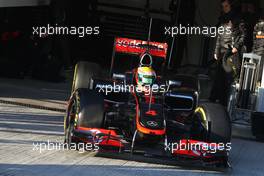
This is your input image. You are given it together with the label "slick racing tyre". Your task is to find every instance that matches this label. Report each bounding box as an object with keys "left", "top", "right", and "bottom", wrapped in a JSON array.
[
  {"left": 192, "top": 103, "right": 231, "bottom": 143},
  {"left": 64, "top": 88, "right": 104, "bottom": 145},
  {"left": 65, "top": 117, "right": 75, "bottom": 146},
  {"left": 72, "top": 61, "right": 102, "bottom": 93},
  {"left": 75, "top": 88, "right": 104, "bottom": 128},
  {"left": 251, "top": 112, "right": 264, "bottom": 142},
  {"left": 64, "top": 95, "right": 78, "bottom": 146}
]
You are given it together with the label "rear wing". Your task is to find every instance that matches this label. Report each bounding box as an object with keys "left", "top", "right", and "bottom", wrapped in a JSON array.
[
  {"left": 110, "top": 37, "right": 168, "bottom": 76},
  {"left": 114, "top": 37, "right": 168, "bottom": 59}
]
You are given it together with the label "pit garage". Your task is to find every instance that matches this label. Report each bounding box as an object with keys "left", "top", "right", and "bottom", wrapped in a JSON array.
[{"left": 0, "top": 0, "right": 264, "bottom": 176}]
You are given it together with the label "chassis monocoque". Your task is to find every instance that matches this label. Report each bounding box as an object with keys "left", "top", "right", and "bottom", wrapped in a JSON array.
[{"left": 64, "top": 37, "right": 231, "bottom": 168}]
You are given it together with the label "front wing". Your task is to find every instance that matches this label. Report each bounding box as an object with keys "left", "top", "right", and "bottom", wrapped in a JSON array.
[{"left": 70, "top": 127, "right": 229, "bottom": 168}]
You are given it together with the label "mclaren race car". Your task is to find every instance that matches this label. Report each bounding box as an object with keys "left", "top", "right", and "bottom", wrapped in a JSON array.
[{"left": 64, "top": 37, "right": 231, "bottom": 167}]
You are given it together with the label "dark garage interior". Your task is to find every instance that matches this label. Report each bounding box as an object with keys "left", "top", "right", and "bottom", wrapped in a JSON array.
[
  {"left": 1, "top": 0, "right": 212, "bottom": 81},
  {"left": 0, "top": 0, "right": 262, "bottom": 80}
]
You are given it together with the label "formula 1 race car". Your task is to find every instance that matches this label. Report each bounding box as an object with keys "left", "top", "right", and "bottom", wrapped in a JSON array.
[{"left": 64, "top": 37, "right": 231, "bottom": 168}]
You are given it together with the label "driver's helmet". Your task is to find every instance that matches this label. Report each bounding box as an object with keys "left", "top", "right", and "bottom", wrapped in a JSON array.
[{"left": 136, "top": 66, "right": 156, "bottom": 85}]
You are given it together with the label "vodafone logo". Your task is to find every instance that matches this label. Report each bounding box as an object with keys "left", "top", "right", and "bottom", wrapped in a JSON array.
[
  {"left": 115, "top": 37, "right": 168, "bottom": 58},
  {"left": 116, "top": 38, "right": 165, "bottom": 51}
]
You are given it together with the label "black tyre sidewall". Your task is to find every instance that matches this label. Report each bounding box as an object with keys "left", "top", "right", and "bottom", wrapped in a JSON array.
[
  {"left": 75, "top": 88, "right": 104, "bottom": 128},
  {"left": 72, "top": 61, "right": 102, "bottom": 92},
  {"left": 195, "top": 103, "right": 232, "bottom": 144}
]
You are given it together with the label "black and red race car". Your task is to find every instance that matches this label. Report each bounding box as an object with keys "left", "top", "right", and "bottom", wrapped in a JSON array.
[{"left": 64, "top": 37, "right": 231, "bottom": 167}]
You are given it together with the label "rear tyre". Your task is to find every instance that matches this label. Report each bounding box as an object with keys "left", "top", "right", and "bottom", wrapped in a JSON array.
[
  {"left": 251, "top": 112, "right": 264, "bottom": 142},
  {"left": 192, "top": 103, "right": 231, "bottom": 143},
  {"left": 72, "top": 61, "right": 102, "bottom": 92}
]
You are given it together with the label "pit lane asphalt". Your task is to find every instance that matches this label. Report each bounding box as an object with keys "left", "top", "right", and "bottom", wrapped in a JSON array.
[{"left": 0, "top": 103, "right": 264, "bottom": 176}]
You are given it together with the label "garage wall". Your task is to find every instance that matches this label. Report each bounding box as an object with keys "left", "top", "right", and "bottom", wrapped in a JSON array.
[
  {"left": 3, "top": 0, "right": 263, "bottom": 68},
  {"left": 261, "top": 1, "right": 264, "bottom": 8},
  {"left": 182, "top": 0, "right": 220, "bottom": 66},
  {"left": 0, "top": 0, "right": 50, "bottom": 7},
  {"left": 97, "top": 0, "right": 171, "bottom": 21}
]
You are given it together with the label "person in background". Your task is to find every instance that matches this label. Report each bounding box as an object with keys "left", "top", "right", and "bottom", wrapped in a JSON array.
[
  {"left": 210, "top": 0, "right": 246, "bottom": 106},
  {"left": 241, "top": 0, "right": 258, "bottom": 52},
  {"left": 252, "top": 10, "right": 264, "bottom": 82}
]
